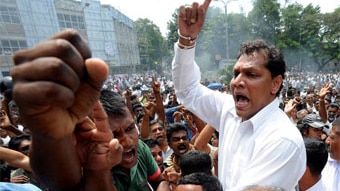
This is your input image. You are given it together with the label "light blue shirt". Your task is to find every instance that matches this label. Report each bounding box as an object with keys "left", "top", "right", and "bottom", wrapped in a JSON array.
[{"left": 0, "top": 183, "right": 41, "bottom": 191}]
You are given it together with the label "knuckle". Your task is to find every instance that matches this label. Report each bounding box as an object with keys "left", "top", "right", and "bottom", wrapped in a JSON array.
[{"left": 54, "top": 39, "right": 72, "bottom": 51}]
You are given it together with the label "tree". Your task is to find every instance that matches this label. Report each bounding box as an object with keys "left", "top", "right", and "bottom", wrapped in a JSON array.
[
  {"left": 306, "top": 7, "right": 340, "bottom": 71},
  {"left": 279, "top": 3, "right": 304, "bottom": 70},
  {"left": 166, "top": 11, "right": 179, "bottom": 50},
  {"left": 135, "top": 18, "right": 169, "bottom": 73},
  {"left": 298, "top": 4, "right": 339, "bottom": 71},
  {"left": 248, "top": 0, "right": 281, "bottom": 44}
]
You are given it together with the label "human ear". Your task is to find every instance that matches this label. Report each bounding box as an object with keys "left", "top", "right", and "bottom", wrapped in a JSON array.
[{"left": 271, "top": 75, "right": 282, "bottom": 95}]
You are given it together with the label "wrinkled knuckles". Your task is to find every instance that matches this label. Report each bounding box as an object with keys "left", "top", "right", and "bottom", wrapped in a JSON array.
[{"left": 54, "top": 39, "right": 74, "bottom": 53}]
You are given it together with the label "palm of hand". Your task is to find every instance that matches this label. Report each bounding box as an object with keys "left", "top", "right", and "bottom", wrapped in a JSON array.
[{"left": 75, "top": 102, "right": 122, "bottom": 171}]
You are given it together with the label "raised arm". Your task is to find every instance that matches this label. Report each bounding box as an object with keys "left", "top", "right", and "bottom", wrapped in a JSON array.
[
  {"left": 0, "top": 146, "right": 31, "bottom": 172},
  {"left": 124, "top": 87, "right": 133, "bottom": 116},
  {"left": 152, "top": 75, "right": 165, "bottom": 122},
  {"left": 318, "top": 83, "right": 331, "bottom": 123},
  {"left": 140, "top": 101, "right": 157, "bottom": 139},
  {"left": 177, "top": 0, "right": 211, "bottom": 48},
  {"left": 12, "top": 29, "right": 109, "bottom": 190},
  {"left": 194, "top": 124, "right": 215, "bottom": 154}
]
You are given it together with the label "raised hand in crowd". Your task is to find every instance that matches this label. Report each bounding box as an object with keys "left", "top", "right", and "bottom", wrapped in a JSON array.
[
  {"left": 124, "top": 87, "right": 133, "bottom": 115},
  {"left": 284, "top": 98, "right": 299, "bottom": 119},
  {"left": 140, "top": 101, "right": 157, "bottom": 139},
  {"left": 318, "top": 83, "right": 332, "bottom": 123},
  {"left": 11, "top": 29, "right": 121, "bottom": 191},
  {"left": 151, "top": 75, "right": 166, "bottom": 122}
]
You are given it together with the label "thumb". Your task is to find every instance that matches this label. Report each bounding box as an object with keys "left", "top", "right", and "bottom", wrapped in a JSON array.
[
  {"left": 69, "top": 58, "right": 109, "bottom": 121},
  {"left": 108, "top": 138, "right": 123, "bottom": 166},
  {"left": 86, "top": 58, "right": 109, "bottom": 89}
]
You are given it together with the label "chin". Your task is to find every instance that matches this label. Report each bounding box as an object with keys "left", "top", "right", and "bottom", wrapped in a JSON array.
[{"left": 121, "top": 158, "right": 138, "bottom": 169}]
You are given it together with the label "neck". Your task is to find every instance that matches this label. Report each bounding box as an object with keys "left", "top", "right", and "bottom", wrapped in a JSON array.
[
  {"left": 161, "top": 142, "right": 168, "bottom": 152},
  {"left": 117, "top": 166, "right": 130, "bottom": 176},
  {"left": 299, "top": 173, "right": 321, "bottom": 191}
]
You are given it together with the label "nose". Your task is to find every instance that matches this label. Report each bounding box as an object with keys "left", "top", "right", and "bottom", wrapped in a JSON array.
[
  {"left": 156, "top": 155, "right": 163, "bottom": 163},
  {"left": 116, "top": 131, "right": 133, "bottom": 149},
  {"left": 232, "top": 74, "right": 245, "bottom": 88}
]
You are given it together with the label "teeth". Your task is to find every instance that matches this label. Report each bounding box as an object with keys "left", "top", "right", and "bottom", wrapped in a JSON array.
[{"left": 125, "top": 148, "right": 132, "bottom": 153}]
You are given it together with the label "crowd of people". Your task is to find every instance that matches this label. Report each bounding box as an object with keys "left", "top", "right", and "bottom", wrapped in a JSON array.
[{"left": 0, "top": 0, "right": 339, "bottom": 191}]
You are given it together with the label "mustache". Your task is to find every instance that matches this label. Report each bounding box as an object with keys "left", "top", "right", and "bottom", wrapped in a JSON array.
[{"left": 177, "top": 144, "right": 187, "bottom": 150}]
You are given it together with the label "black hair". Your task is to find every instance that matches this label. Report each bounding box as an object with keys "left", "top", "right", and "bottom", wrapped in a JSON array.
[
  {"left": 0, "top": 76, "right": 13, "bottom": 97},
  {"left": 149, "top": 119, "right": 164, "bottom": 128},
  {"left": 178, "top": 150, "right": 212, "bottom": 176},
  {"left": 100, "top": 89, "right": 126, "bottom": 116},
  {"left": 8, "top": 134, "right": 31, "bottom": 152},
  {"left": 327, "top": 102, "right": 339, "bottom": 110},
  {"left": 166, "top": 122, "right": 188, "bottom": 143},
  {"left": 237, "top": 39, "right": 285, "bottom": 97},
  {"left": 303, "top": 137, "right": 328, "bottom": 176},
  {"left": 131, "top": 101, "right": 143, "bottom": 110},
  {"left": 214, "top": 130, "right": 219, "bottom": 139},
  {"left": 0, "top": 162, "right": 11, "bottom": 182},
  {"left": 130, "top": 94, "right": 137, "bottom": 101},
  {"left": 177, "top": 172, "right": 223, "bottom": 191},
  {"left": 143, "top": 138, "right": 161, "bottom": 149}
]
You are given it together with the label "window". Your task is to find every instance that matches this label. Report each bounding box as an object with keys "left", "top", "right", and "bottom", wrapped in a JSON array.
[
  {"left": 0, "top": 5, "right": 20, "bottom": 24},
  {"left": 0, "top": 40, "right": 27, "bottom": 55},
  {"left": 57, "top": 13, "right": 85, "bottom": 30}
]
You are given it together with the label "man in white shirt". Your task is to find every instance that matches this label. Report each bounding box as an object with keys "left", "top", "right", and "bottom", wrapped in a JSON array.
[
  {"left": 322, "top": 118, "right": 340, "bottom": 190},
  {"left": 172, "top": 0, "right": 306, "bottom": 190}
]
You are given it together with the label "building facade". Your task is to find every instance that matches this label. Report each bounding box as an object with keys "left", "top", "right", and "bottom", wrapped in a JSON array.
[{"left": 0, "top": 0, "right": 140, "bottom": 76}]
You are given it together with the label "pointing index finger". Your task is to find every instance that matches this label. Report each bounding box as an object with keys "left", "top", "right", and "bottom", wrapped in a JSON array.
[{"left": 202, "top": 0, "right": 212, "bottom": 11}]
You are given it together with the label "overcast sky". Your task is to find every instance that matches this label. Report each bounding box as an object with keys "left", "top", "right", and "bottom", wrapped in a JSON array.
[{"left": 100, "top": 0, "right": 339, "bottom": 36}]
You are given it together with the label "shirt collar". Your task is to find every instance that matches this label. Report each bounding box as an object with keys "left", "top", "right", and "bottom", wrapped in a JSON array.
[
  {"left": 328, "top": 155, "right": 340, "bottom": 165},
  {"left": 249, "top": 98, "right": 280, "bottom": 132}
]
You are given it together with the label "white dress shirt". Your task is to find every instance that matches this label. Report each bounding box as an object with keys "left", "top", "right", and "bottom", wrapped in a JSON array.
[
  {"left": 172, "top": 44, "right": 306, "bottom": 191},
  {"left": 322, "top": 156, "right": 340, "bottom": 191}
]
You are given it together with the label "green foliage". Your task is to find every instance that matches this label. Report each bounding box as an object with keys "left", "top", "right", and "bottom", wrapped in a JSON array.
[
  {"left": 248, "top": 0, "right": 281, "bottom": 43},
  {"left": 135, "top": 18, "right": 170, "bottom": 73},
  {"left": 155, "top": 1, "right": 339, "bottom": 75},
  {"left": 279, "top": 4, "right": 339, "bottom": 71}
]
